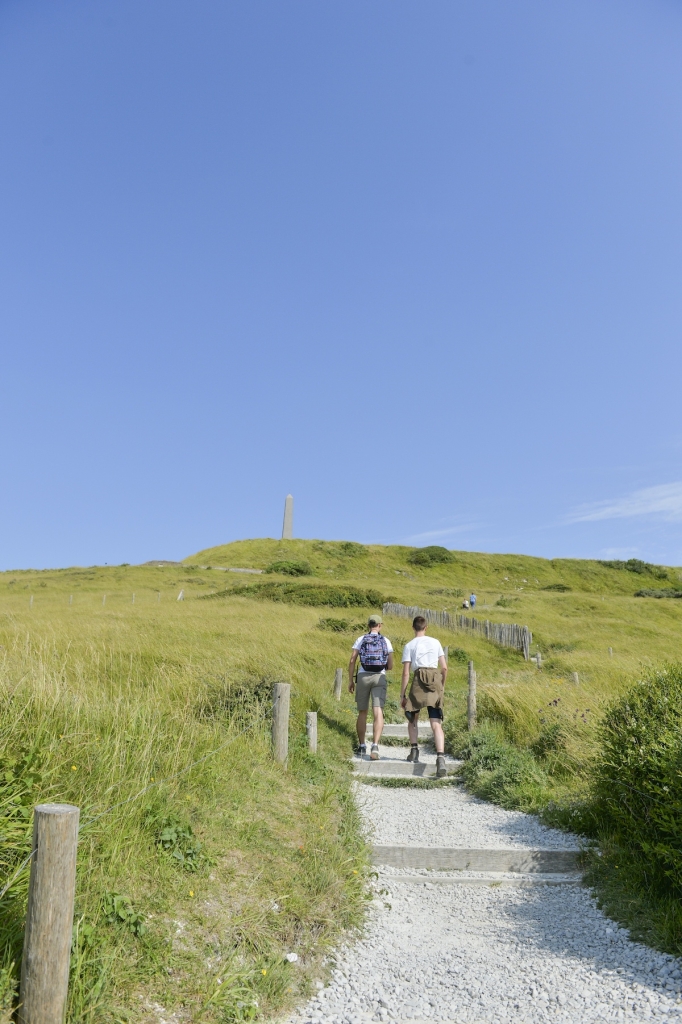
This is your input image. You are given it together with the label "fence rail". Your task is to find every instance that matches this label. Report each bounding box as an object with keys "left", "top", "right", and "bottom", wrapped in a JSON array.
[{"left": 382, "top": 602, "right": 532, "bottom": 660}]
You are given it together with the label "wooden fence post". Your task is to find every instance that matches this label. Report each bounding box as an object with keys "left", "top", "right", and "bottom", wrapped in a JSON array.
[
  {"left": 467, "top": 661, "right": 477, "bottom": 731},
  {"left": 572, "top": 672, "right": 580, "bottom": 686},
  {"left": 19, "top": 803, "right": 80, "bottom": 1024},
  {"left": 536, "top": 652, "right": 542, "bottom": 669},
  {"left": 306, "top": 712, "right": 318, "bottom": 754},
  {"left": 334, "top": 668, "right": 343, "bottom": 700},
  {"left": 443, "top": 646, "right": 449, "bottom": 664},
  {"left": 608, "top": 647, "right": 613, "bottom": 658},
  {"left": 271, "top": 683, "right": 290, "bottom": 764}
]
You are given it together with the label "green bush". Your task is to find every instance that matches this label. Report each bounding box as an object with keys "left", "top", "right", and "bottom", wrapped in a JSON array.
[
  {"left": 220, "top": 581, "right": 389, "bottom": 609},
  {"left": 598, "top": 558, "right": 668, "bottom": 579},
  {"left": 448, "top": 647, "right": 469, "bottom": 663},
  {"left": 265, "top": 560, "right": 313, "bottom": 577},
  {"left": 316, "top": 618, "right": 366, "bottom": 634},
  {"left": 595, "top": 664, "right": 682, "bottom": 893},
  {"left": 448, "top": 723, "right": 547, "bottom": 809},
  {"left": 407, "top": 546, "right": 454, "bottom": 568},
  {"left": 542, "top": 583, "right": 571, "bottom": 592},
  {"left": 634, "top": 589, "right": 682, "bottom": 599}
]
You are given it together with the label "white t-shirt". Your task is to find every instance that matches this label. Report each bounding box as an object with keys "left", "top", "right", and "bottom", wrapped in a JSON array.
[
  {"left": 401, "top": 636, "right": 444, "bottom": 671},
  {"left": 352, "top": 630, "right": 391, "bottom": 671}
]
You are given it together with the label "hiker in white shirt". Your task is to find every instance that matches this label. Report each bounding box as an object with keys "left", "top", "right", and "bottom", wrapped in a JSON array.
[{"left": 400, "top": 614, "right": 448, "bottom": 778}]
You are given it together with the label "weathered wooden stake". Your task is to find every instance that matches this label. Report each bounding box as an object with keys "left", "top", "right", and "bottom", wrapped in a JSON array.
[
  {"left": 306, "top": 711, "right": 318, "bottom": 754},
  {"left": 271, "top": 683, "right": 290, "bottom": 764},
  {"left": 608, "top": 647, "right": 613, "bottom": 658},
  {"left": 572, "top": 672, "right": 580, "bottom": 685},
  {"left": 536, "top": 652, "right": 542, "bottom": 669},
  {"left": 334, "top": 668, "right": 343, "bottom": 700},
  {"left": 177, "top": 590, "right": 184, "bottom": 601},
  {"left": 467, "top": 661, "right": 477, "bottom": 731},
  {"left": 19, "top": 804, "right": 80, "bottom": 1024},
  {"left": 443, "top": 645, "right": 449, "bottom": 664},
  {"left": 68, "top": 595, "right": 73, "bottom": 606}
]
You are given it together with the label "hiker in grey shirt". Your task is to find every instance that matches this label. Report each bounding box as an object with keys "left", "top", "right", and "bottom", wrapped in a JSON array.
[{"left": 349, "top": 614, "right": 394, "bottom": 760}]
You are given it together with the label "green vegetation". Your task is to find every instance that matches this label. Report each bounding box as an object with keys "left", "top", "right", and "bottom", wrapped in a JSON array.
[
  {"left": 212, "top": 580, "right": 388, "bottom": 609},
  {"left": 2, "top": 536, "right": 682, "bottom": 1015},
  {"left": 265, "top": 560, "right": 313, "bottom": 577},
  {"left": 406, "top": 546, "right": 454, "bottom": 567},
  {"left": 634, "top": 588, "right": 682, "bottom": 599},
  {"left": 598, "top": 558, "right": 669, "bottom": 579}
]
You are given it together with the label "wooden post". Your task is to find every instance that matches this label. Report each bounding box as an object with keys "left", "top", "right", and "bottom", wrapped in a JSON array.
[
  {"left": 443, "top": 645, "right": 449, "bottom": 665},
  {"left": 572, "top": 672, "right": 580, "bottom": 685},
  {"left": 467, "top": 661, "right": 477, "bottom": 731},
  {"left": 19, "top": 804, "right": 80, "bottom": 1024},
  {"left": 306, "top": 711, "right": 318, "bottom": 754},
  {"left": 608, "top": 647, "right": 613, "bottom": 658},
  {"left": 536, "top": 652, "right": 542, "bottom": 669},
  {"left": 271, "top": 683, "right": 290, "bottom": 764},
  {"left": 334, "top": 668, "right": 343, "bottom": 700}
]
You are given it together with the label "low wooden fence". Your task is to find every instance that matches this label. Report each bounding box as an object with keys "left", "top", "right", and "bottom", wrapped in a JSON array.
[{"left": 382, "top": 602, "right": 532, "bottom": 660}]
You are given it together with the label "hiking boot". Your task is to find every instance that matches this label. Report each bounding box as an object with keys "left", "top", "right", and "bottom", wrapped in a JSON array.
[
  {"left": 354, "top": 743, "right": 367, "bottom": 758},
  {"left": 436, "top": 754, "right": 447, "bottom": 778},
  {"left": 406, "top": 745, "right": 419, "bottom": 763},
  {"left": 370, "top": 744, "right": 380, "bottom": 760}
]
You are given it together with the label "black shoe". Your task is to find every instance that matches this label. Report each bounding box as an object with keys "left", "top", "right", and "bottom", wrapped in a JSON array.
[
  {"left": 406, "top": 745, "right": 419, "bottom": 763},
  {"left": 436, "top": 754, "right": 447, "bottom": 778},
  {"left": 354, "top": 744, "right": 367, "bottom": 758}
]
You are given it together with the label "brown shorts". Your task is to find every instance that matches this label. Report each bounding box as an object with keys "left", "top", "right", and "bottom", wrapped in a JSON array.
[{"left": 405, "top": 667, "right": 444, "bottom": 714}]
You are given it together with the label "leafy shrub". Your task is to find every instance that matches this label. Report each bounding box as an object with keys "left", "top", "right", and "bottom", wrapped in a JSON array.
[
  {"left": 102, "top": 892, "right": 146, "bottom": 937},
  {"left": 495, "top": 596, "right": 515, "bottom": 608},
  {"left": 196, "top": 677, "right": 273, "bottom": 721},
  {"left": 530, "top": 723, "right": 566, "bottom": 759},
  {"left": 450, "top": 724, "right": 547, "bottom": 808},
  {"left": 595, "top": 664, "right": 682, "bottom": 893},
  {"left": 337, "top": 542, "right": 368, "bottom": 557},
  {"left": 634, "top": 589, "right": 682, "bottom": 599},
  {"left": 598, "top": 558, "right": 669, "bottom": 579},
  {"left": 153, "top": 815, "right": 209, "bottom": 872},
  {"left": 427, "top": 588, "right": 463, "bottom": 598},
  {"left": 220, "top": 581, "right": 389, "bottom": 609},
  {"left": 407, "top": 546, "right": 454, "bottom": 567},
  {"left": 542, "top": 583, "right": 571, "bottom": 592},
  {"left": 448, "top": 647, "right": 469, "bottom": 663},
  {"left": 265, "top": 560, "right": 313, "bottom": 577},
  {"left": 316, "top": 618, "right": 366, "bottom": 633}
]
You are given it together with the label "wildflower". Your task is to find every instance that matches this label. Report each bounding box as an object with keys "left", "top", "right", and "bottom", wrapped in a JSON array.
[
  {"left": 189, "top": 890, "right": 194, "bottom": 897},
  {"left": 352, "top": 869, "right": 358, "bottom": 874},
  {"left": 262, "top": 969, "right": 267, "bottom": 975},
  {"left": 71, "top": 765, "right": 77, "bottom": 771}
]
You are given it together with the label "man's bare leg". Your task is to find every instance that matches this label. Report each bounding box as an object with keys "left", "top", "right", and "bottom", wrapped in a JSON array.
[
  {"left": 356, "top": 709, "right": 368, "bottom": 746},
  {"left": 430, "top": 718, "right": 445, "bottom": 753},
  {"left": 372, "top": 706, "right": 384, "bottom": 745},
  {"left": 407, "top": 711, "right": 420, "bottom": 745}
]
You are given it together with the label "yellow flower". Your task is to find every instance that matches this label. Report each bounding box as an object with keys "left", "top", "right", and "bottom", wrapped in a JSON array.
[
  {"left": 71, "top": 765, "right": 77, "bottom": 771},
  {"left": 189, "top": 890, "right": 194, "bottom": 897},
  {"left": 352, "top": 869, "right": 358, "bottom": 874},
  {"left": 261, "top": 969, "right": 267, "bottom": 976},
  {"left": 151, "top": 777, "right": 155, "bottom": 782}
]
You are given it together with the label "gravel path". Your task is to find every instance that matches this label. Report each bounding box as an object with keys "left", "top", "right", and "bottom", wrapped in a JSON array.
[
  {"left": 357, "top": 781, "right": 577, "bottom": 850},
  {"left": 287, "top": 764, "right": 682, "bottom": 1024}
]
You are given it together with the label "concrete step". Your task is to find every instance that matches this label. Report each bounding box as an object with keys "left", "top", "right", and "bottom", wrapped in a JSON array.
[
  {"left": 377, "top": 871, "right": 582, "bottom": 887},
  {"left": 379, "top": 722, "right": 431, "bottom": 738},
  {"left": 372, "top": 845, "right": 580, "bottom": 872},
  {"left": 354, "top": 760, "right": 455, "bottom": 778}
]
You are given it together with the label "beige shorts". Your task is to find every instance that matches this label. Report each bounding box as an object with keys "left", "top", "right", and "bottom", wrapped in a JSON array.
[{"left": 354, "top": 671, "right": 387, "bottom": 711}]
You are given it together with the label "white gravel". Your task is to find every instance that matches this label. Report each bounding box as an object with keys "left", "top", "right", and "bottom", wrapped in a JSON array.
[
  {"left": 356, "top": 778, "right": 578, "bottom": 850},
  {"left": 286, "top": 763, "right": 682, "bottom": 1024}
]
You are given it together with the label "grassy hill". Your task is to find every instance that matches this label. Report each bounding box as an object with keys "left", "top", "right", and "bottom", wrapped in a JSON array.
[{"left": 1, "top": 539, "right": 681, "bottom": 1018}]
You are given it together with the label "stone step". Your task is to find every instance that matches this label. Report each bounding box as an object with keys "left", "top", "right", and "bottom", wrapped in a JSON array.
[
  {"left": 372, "top": 845, "right": 580, "bottom": 872},
  {"left": 353, "top": 760, "right": 454, "bottom": 778},
  {"left": 379, "top": 722, "right": 431, "bottom": 738},
  {"left": 379, "top": 872, "right": 582, "bottom": 886}
]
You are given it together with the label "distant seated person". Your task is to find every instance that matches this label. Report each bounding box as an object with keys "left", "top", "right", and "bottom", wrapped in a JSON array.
[
  {"left": 470, "top": 593, "right": 477, "bottom": 608},
  {"left": 462, "top": 599, "right": 470, "bottom": 609}
]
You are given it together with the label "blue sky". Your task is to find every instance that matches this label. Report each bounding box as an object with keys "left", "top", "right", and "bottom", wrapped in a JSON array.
[{"left": 1, "top": 0, "right": 681, "bottom": 569}]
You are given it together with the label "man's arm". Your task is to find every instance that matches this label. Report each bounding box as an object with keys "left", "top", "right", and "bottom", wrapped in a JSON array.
[
  {"left": 386, "top": 652, "right": 394, "bottom": 671},
  {"left": 349, "top": 649, "right": 359, "bottom": 692},
  {"left": 438, "top": 654, "right": 448, "bottom": 687},
  {"left": 400, "top": 660, "right": 410, "bottom": 708}
]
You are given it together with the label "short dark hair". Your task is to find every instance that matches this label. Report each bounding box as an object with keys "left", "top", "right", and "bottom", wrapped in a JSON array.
[{"left": 412, "top": 615, "right": 427, "bottom": 630}]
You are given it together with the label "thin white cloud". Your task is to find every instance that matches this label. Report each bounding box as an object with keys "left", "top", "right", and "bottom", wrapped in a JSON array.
[
  {"left": 567, "top": 482, "right": 682, "bottom": 524},
  {"left": 404, "top": 523, "right": 478, "bottom": 544}
]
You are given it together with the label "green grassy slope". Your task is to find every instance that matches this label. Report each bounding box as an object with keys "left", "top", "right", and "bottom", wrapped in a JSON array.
[{"left": 2, "top": 540, "right": 682, "bottom": 1018}]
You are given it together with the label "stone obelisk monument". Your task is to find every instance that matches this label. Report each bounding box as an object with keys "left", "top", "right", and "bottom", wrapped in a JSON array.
[{"left": 282, "top": 494, "right": 294, "bottom": 540}]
